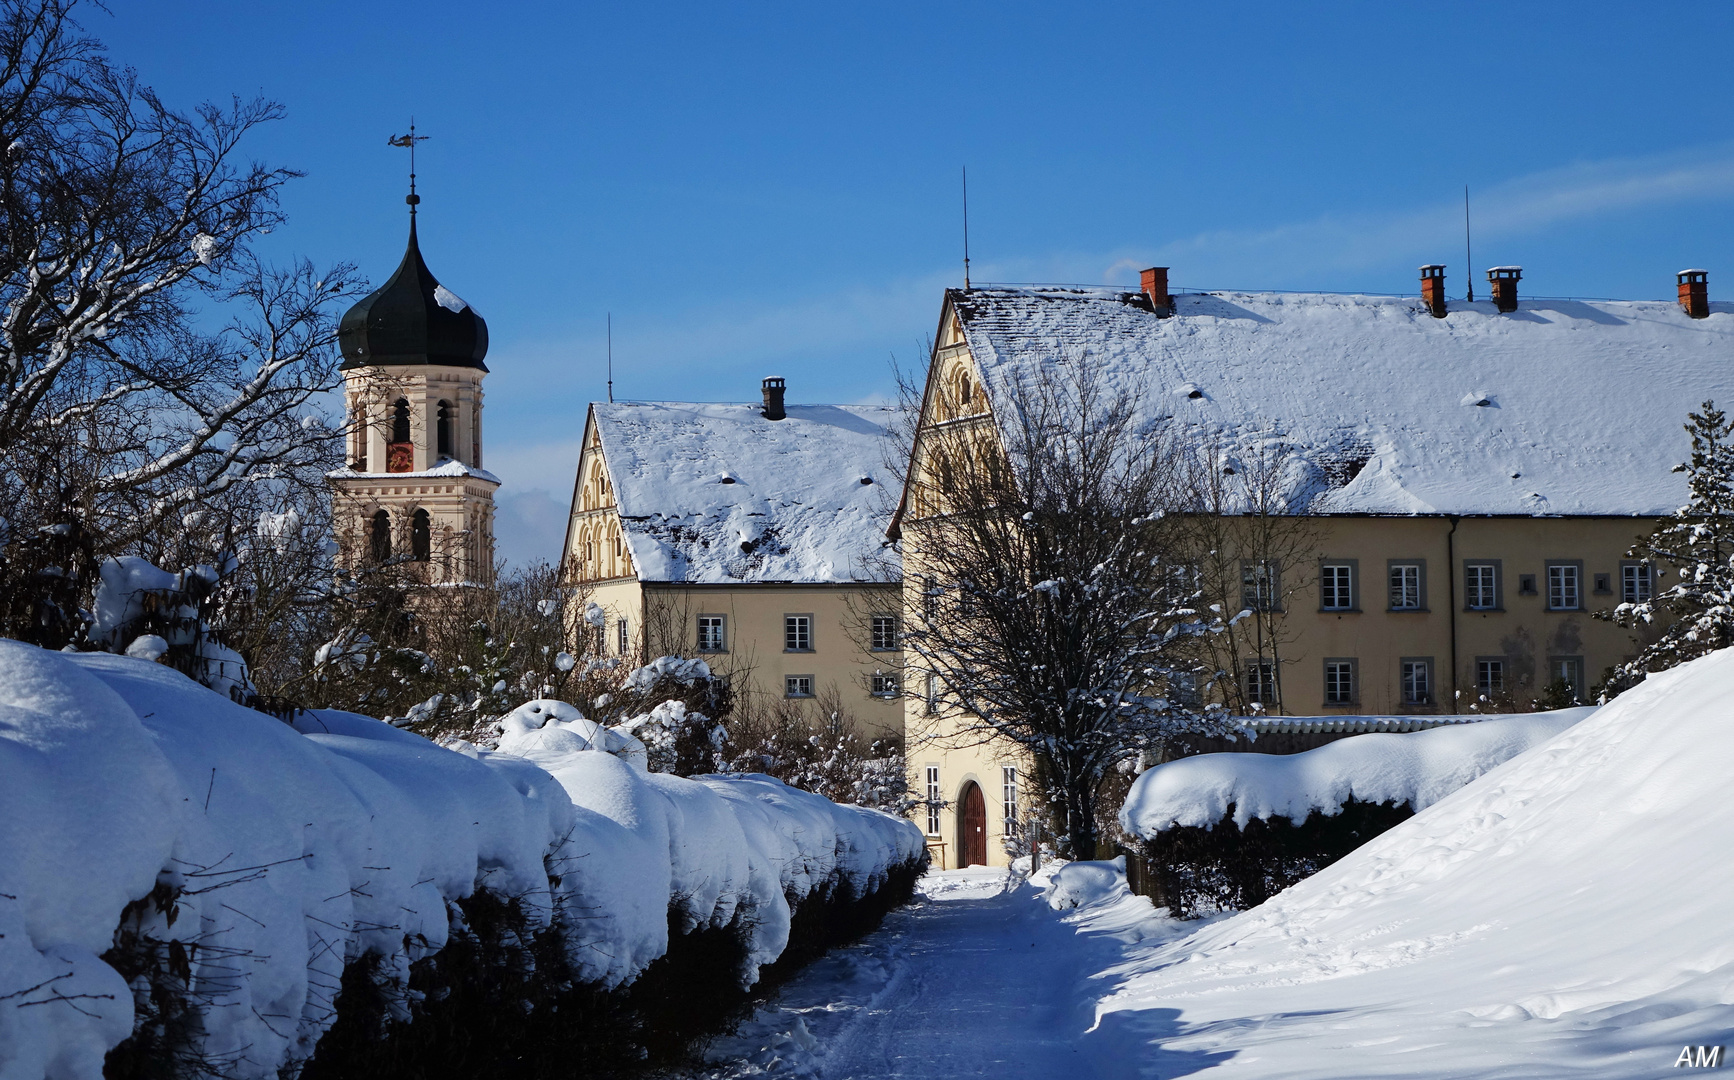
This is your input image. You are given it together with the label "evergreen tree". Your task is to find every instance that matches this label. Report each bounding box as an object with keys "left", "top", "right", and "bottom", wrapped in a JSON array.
[{"left": 1602, "top": 401, "right": 1734, "bottom": 691}]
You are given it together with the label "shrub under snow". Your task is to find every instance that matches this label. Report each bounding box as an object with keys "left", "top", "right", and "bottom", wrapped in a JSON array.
[{"left": 0, "top": 641, "right": 925, "bottom": 1079}]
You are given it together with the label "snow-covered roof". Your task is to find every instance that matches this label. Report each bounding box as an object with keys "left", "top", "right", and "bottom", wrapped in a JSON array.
[
  {"left": 592, "top": 401, "right": 901, "bottom": 584},
  {"left": 953, "top": 287, "right": 1734, "bottom": 515}
]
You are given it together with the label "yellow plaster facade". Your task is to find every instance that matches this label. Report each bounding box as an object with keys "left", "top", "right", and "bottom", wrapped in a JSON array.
[
  {"left": 899, "top": 294, "right": 1665, "bottom": 870},
  {"left": 563, "top": 410, "right": 904, "bottom": 738}
]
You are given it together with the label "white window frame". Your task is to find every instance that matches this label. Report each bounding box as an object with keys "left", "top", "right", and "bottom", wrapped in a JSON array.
[
  {"left": 1324, "top": 658, "right": 1356, "bottom": 705},
  {"left": 784, "top": 674, "right": 814, "bottom": 698},
  {"left": 616, "top": 617, "right": 629, "bottom": 656},
  {"left": 1002, "top": 766, "right": 1018, "bottom": 839},
  {"left": 924, "top": 672, "right": 939, "bottom": 715},
  {"left": 1549, "top": 656, "right": 1584, "bottom": 701},
  {"left": 1621, "top": 562, "right": 1652, "bottom": 604},
  {"left": 784, "top": 614, "right": 813, "bottom": 652},
  {"left": 925, "top": 765, "right": 942, "bottom": 835},
  {"left": 1320, "top": 562, "right": 1355, "bottom": 612},
  {"left": 1476, "top": 657, "right": 1505, "bottom": 698},
  {"left": 1400, "top": 658, "right": 1431, "bottom": 706},
  {"left": 1388, "top": 562, "right": 1423, "bottom": 611},
  {"left": 870, "top": 613, "right": 897, "bottom": 651},
  {"left": 1241, "top": 560, "right": 1280, "bottom": 612},
  {"left": 870, "top": 672, "right": 898, "bottom": 697},
  {"left": 1547, "top": 563, "right": 1581, "bottom": 611},
  {"left": 1465, "top": 562, "right": 1499, "bottom": 611},
  {"left": 696, "top": 614, "right": 726, "bottom": 652},
  {"left": 1245, "top": 660, "right": 1278, "bottom": 705}
]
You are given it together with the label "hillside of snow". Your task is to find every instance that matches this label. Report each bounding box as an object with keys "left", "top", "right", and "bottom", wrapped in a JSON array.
[
  {"left": 0, "top": 641, "right": 924, "bottom": 1080},
  {"left": 1094, "top": 649, "right": 1734, "bottom": 1078}
]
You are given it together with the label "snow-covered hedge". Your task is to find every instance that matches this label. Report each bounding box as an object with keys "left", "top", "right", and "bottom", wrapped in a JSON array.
[
  {"left": 0, "top": 641, "right": 925, "bottom": 1079},
  {"left": 1121, "top": 708, "right": 1594, "bottom": 836}
]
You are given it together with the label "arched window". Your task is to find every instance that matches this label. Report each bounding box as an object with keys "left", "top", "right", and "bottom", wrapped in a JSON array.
[
  {"left": 392, "top": 398, "right": 411, "bottom": 443},
  {"left": 411, "top": 509, "right": 431, "bottom": 561},
  {"left": 436, "top": 401, "right": 454, "bottom": 459},
  {"left": 369, "top": 509, "right": 391, "bottom": 563}
]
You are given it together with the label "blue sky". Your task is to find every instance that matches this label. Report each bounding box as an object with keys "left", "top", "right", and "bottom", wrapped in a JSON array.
[{"left": 104, "top": 2, "right": 1734, "bottom": 565}]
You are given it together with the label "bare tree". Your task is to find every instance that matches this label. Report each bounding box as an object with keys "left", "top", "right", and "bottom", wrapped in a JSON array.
[
  {"left": 0, "top": 0, "right": 358, "bottom": 643},
  {"left": 895, "top": 358, "right": 1236, "bottom": 859},
  {"left": 1183, "top": 433, "right": 1322, "bottom": 715}
]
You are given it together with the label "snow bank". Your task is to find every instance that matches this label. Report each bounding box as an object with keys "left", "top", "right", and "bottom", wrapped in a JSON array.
[
  {"left": 1096, "top": 650, "right": 1734, "bottom": 1076},
  {"left": 0, "top": 641, "right": 925, "bottom": 1079},
  {"left": 1121, "top": 708, "right": 1592, "bottom": 834},
  {"left": 1043, "top": 858, "right": 1131, "bottom": 911}
]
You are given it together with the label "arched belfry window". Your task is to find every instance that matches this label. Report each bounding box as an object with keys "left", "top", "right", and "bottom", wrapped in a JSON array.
[
  {"left": 411, "top": 508, "right": 431, "bottom": 561},
  {"left": 436, "top": 401, "right": 454, "bottom": 459},
  {"left": 369, "top": 509, "right": 391, "bottom": 563},
  {"left": 388, "top": 399, "right": 413, "bottom": 473}
]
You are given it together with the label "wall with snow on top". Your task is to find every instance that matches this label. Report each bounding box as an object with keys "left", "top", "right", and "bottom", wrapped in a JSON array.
[
  {"left": 1122, "top": 708, "right": 1591, "bottom": 836},
  {"left": 0, "top": 642, "right": 925, "bottom": 1079}
]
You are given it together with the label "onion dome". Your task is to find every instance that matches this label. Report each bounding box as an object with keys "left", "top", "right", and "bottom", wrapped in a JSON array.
[{"left": 339, "top": 220, "right": 489, "bottom": 371}]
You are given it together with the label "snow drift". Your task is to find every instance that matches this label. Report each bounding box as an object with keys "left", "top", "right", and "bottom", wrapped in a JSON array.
[
  {"left": 1097, "top": 650, "right": 1734, "bottom": 1077},
  {"left": 1121, "top": 708, "right": 1593, "bottom": 834},
  {"left": 0, "top": 641, "right": 924, "bottom": 1080}
]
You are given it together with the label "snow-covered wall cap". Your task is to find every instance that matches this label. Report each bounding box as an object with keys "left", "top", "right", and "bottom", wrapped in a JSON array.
[
  {"left": 594, "top": 401, "right": 902, "bottom": 584},
  {"left": 327, "top": 459, "right": 501, "bottom": 485},
  {"left": 952, "top": 286, "right": 1734, "bottom": 516}
]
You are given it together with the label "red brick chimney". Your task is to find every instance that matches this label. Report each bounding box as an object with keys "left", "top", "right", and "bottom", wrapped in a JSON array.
[
  {"left": 1420, "top": 265, "right": 1448, "bottom": 318},
  {"left": 1678, "top": 270, "right": 1709, "bottom": 319},
  {"left": 1141, "top": 267, "right": 1174, "bottom": 318},
  {"left": 1486, "top": 266, "right": 1522, "bottom": 313}
]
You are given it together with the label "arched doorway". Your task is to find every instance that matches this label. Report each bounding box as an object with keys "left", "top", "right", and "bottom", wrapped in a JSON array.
[{"left": 959, "top": 782, "right": 987, "bottom": 867}]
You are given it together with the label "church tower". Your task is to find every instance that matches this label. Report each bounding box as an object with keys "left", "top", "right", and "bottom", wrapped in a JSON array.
[{"left": 330, "top": 189, "right": 498, "bottom": 584}]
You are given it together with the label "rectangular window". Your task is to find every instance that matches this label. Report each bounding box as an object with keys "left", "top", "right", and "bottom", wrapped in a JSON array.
[
  {"left": 1002, "top": 766, "right": 1018, "bottom": 839},
  {"left": 1320, "top": 563, "right": 1355, "bottom": 611},
  {"left": 870, "top": 673, "right": 898, "bottom": 697},
  {"left": 1547, "top": 563, "right": 1581, "bottom": 611},
  {"left": 784, "top": 614, "right": 812, "bottom": 651},
  {"left": 1401, "top": 658, "right": 1432, "bottom": 706},
  {"left": 785, "top": 675, "right": 814, "bottom": 698},
  {"left": 616, "top": 618, "right": 629, "bottom": 656},
  {"left": 591, "top": 625, "right": 606, "bottom": 655},
  {"left": 1476, "top": 657, "right": 1505, "bottom": 698},
  {"left": 1245, "top": 661, "right": 1277, "bottom": 705},
  {"left": 1388, "top": 562, "right": 1423, "bottom": 610},
  {"left": 925, "top": 672, "right": 939, "bottom": 715},
  {"left": 1549, "top": 656, "right": 1584, "bottom": 702},
  {"left": 696, "top": 615, "right": 726, "bottom": 652},
  {"left": 925, "top": 766, "right": 942, "bottom": 835},
  {"left": 1324, "top": 659, "right": 1356, "bottom": 705},
  {"left": 1465, "top": 563, "right": 1499, "bottom": 610},
  {"left": 1241, "top": 560, "right": 1280, "bottom": 612},
  {"left": 921, "top": 577, "right": 938, "bottom": 623},
  {"left": 871, "top": 614, "right": 897, "bottom": 650},
  {"left": 1622, "top": 562, "right": 1653, "bottom": 604}
]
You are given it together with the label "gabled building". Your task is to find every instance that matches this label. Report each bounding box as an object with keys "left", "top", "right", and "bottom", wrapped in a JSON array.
[
  {"left": 897, "top": 266, "right": 1734, "bottom": 867},
  {"left": 329, "top": 209, "right": 499, "bottom": 584},
  {"left": 563, "top": 378, "right": 904, "bottom": 736}
]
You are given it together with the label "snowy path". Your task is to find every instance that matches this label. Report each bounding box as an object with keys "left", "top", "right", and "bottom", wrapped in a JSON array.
[{"left": 689, "top": 866, "right": 1200, "bottom": 1079}]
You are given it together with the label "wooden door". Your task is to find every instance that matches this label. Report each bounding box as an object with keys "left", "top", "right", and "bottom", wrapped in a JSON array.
[{"left": 960, "top": 783, "right": 987, "bottom": 867}]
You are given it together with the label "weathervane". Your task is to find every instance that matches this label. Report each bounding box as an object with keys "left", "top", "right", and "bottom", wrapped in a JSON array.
[{"left": 388, "top": 121, "right": 430, "bottom": 217}]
